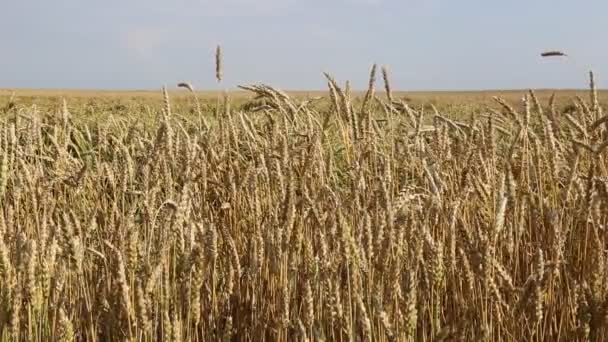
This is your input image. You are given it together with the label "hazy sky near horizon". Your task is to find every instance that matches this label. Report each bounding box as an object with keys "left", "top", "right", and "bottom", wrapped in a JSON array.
[{"left": 1, "top": 0, "right": 607, "bottom": 91}]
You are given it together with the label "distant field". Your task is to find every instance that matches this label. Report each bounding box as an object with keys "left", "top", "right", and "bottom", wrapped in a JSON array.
[
  {"left": 2, "top": 88, "right": 606, "bottom": 109},
  {"left": 3, "top": 88, "right": 606, "bottom": 131}
]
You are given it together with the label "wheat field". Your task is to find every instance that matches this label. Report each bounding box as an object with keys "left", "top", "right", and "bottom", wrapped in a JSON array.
[{"left": 0, "top": 65, "right": 607, "bottom": 341}]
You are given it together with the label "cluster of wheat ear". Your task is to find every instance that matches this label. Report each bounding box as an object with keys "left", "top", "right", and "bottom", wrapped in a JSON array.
[{"left": 0, "top": 66, "right": 607, "bottom": 341}]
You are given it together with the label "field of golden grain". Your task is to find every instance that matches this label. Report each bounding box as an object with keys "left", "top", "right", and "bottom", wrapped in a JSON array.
[{"left": 0, "top": 66, "right": 608, "bottom": 341}]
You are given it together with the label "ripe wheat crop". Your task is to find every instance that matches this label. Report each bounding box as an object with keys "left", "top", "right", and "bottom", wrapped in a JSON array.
[{"left": 0, "top": 66, "right": 607, "bottom": 341}]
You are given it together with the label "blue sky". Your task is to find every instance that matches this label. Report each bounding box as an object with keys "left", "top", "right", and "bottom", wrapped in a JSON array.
[{"left": 1, "top": 0, "right": 606, "bottom": 90}]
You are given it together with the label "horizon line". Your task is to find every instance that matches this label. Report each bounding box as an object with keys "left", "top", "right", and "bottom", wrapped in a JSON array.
[{"left": 1, "top": 87, "right": 605, "bottom": 94}]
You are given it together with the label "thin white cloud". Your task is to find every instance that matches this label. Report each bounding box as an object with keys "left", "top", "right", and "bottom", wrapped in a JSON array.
[
  {"left": 114, "top": 0, "right": 297, "bottom": 17},
  {"left": 122, "top": 27, "right": 173, "bottom": 62},
  {"left": 344, "top": 0, "right": 383, "bottom": 5}
]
